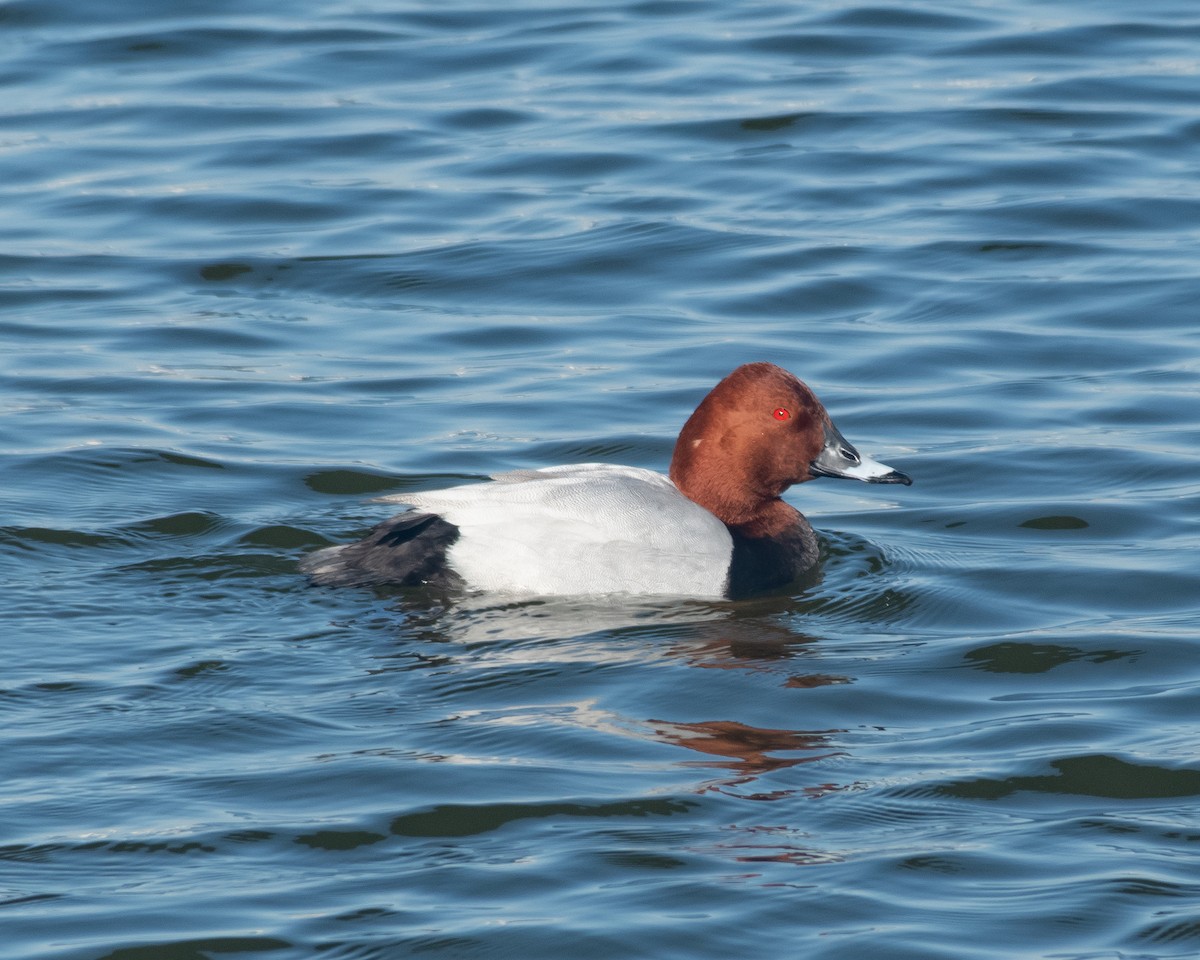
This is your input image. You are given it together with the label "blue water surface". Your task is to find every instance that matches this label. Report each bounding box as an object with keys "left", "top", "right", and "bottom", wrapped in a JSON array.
[{"left": 3, "top": 1, "right": 1200, "bottom": 958}]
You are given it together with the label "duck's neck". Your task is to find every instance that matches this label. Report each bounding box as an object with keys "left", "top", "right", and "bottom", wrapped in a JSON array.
[
  {"left": 725, "top": 497, "right": 806, "bottom": 540},
  {"left": 670, "top": 455, "right": 805, "bottom": 541}
]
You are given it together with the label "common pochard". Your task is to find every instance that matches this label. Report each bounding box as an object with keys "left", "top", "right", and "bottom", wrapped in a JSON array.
[{"left": 302, "top": 362, "right": 911, "bottom": 598}]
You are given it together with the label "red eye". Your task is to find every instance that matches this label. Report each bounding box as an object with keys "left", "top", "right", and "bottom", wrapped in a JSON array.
[{"left": 773, "top": 407, "right": 790, "bottom": 421}]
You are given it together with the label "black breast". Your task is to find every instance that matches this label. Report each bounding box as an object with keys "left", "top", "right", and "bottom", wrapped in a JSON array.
[
  {"left": 301, "top": 512, "right": 461, "bottom": 589},
  {"left": 725, "top": 522, "right": 819, "bottom": 599}
]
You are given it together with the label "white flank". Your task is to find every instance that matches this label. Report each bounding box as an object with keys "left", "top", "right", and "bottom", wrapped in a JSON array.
[{"left": 378, "top": 464, "right": 732, "bottom": 598}]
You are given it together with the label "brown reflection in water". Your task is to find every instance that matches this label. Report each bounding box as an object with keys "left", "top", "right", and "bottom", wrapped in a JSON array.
[
  {"left": 647, "top": 717, "right": 848, "bottom": 801},
  {"left": 716, "top": 824, "right": 845, "bottom": 868},
  {"left": 668, "top": 618, "right": 815, "bottom": 664},
  {"left": 652, "top": 622, "right": 859, "bottom": 806},
  {"left": 648, "top": 717, "right": 852, "bottom": 868},
  {"left": 668, "top": 625, "right": 855, "bottom": 691}
]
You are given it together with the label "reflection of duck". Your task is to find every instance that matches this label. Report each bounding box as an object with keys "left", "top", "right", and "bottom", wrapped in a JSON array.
[
  {"left": 649, "top": 715, "right": 848, "bottom": 802},
  {"left": 303, "top": 362, "right": 910, "bottom": 599}
]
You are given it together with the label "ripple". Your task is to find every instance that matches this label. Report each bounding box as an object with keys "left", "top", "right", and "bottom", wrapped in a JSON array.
[
  {"left": 939, "top": 754, "right": 1200, "bottom": 802},
  {"left": 390, "top": 797, "right": 694, "bottom": 838},
  {"left": 96, "top": 938, "right": 293, "bottom": 960}
]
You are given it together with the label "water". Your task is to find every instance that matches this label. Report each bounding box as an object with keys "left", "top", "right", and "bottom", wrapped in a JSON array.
[{"left": 3, "top": 1, "right": 1200, "bottom": 957}]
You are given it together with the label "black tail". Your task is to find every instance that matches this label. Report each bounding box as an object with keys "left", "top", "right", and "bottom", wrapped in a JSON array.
[{"left": 301, "top": 511, "right": 461, "bottom": 589}]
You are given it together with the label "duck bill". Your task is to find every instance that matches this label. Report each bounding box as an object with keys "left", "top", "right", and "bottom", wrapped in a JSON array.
[{"left": 810, "top": 421, "right": 912, "bottom": 485}]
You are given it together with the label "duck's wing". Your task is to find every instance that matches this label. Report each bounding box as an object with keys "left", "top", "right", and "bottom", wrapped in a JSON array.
[{"left": 383, "top": 464, "right": 733, "bottom": 597}]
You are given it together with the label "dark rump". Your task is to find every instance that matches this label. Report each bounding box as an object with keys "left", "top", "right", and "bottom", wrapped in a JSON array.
[{"left": 300, "top": 512, "right": 461, "bottom": 589}]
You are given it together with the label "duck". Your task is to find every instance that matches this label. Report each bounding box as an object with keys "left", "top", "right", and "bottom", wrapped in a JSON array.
[{"left": 301, "top": 362, "right": 911, "bottom": 599}]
